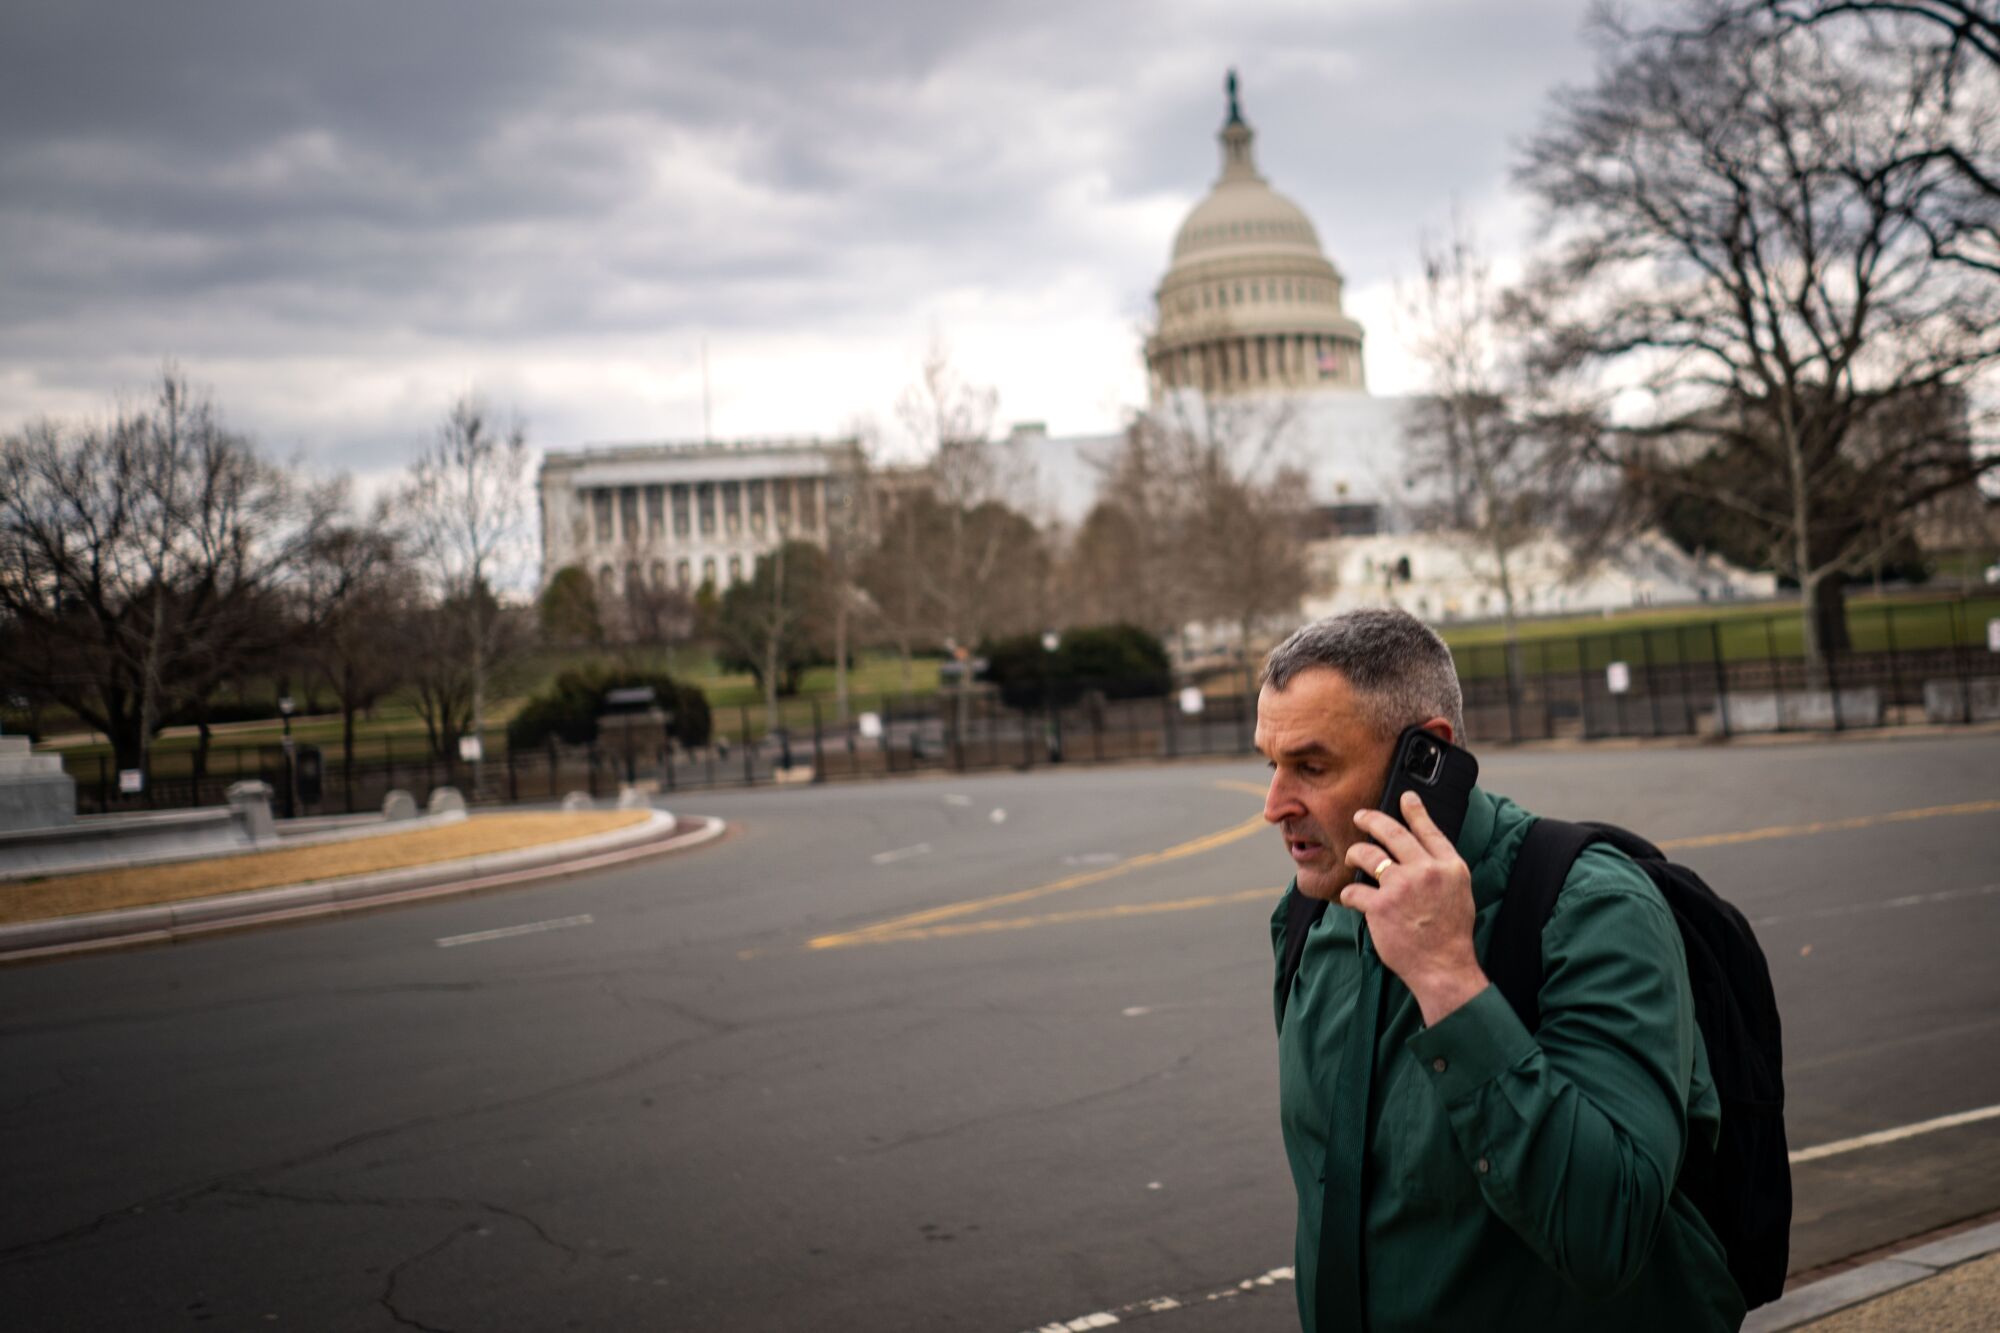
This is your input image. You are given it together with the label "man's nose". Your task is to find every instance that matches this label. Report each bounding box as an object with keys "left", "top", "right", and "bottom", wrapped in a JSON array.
[{"left": 1264, "top": 771, "right": 1303, "bottom": 824}]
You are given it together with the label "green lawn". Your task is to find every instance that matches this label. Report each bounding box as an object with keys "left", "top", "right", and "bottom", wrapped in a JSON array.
[
  {"left": 40, "top": 650, "right": 950, "bottom": 773},
  {"left": 1440, "top": 592, "right": 1999, "bottom": 678}
]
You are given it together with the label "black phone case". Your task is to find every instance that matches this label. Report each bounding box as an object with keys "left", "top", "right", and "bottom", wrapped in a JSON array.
[{"left": 1353, "top": 726, "right": 1479, "bottom": 886}]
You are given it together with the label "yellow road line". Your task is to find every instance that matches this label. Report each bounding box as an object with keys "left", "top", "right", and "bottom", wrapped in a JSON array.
[
  {"left": 1658, "top": 799, "right": 2000, "bottom": 851},
  {"left": 1214, "top": 779, "right": 1270, "bottom": 797},
  {"left": 860, "top": 888, "right": 1276, "bottom": 944},
  {"left": 799, "top": 789, "right": 2000, "bottom": 955},
  {"left": 807, "top": 811, "right": 1270, "bottom": 950}
]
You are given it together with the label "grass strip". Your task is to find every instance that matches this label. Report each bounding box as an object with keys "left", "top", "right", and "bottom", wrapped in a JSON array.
[{"left": 0, "top": 811, "right": 651, "bottom": 926}]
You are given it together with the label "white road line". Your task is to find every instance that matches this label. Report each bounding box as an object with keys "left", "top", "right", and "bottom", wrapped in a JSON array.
[
  {"left": 1752, "top": 882, "right": 2000, "bottom": 928},
  {"left": 1790, "top": 1103, "right": 2000, "bottom": 1165},
  {"left": 435, "top": 914, "right": 595, "bottom": 948},
  {"left": 1024, "top": 1104, "right": 2000, "bottom": 1333},
  {"left": 870, "top": 842, "right": 932, "bottom": 865},
  {"left": 1021, "top": 1269, "right": 1291, "bottom": 1332},
  {"left": 990, "top": 808, "right": 1008, "bottom": 824}
]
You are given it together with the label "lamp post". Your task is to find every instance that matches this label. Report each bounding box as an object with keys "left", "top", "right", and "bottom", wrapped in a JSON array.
[
  {"left": 278, "top": 695, "right": 297, "bottom": 819},
  {"left": 1040, "top": 631, "right": 1063, "bottom": 763}
]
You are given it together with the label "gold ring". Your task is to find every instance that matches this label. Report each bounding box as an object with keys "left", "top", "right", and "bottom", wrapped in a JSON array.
[{"left": 1375, "top": 858, "right": 1395, "bottom": 880}]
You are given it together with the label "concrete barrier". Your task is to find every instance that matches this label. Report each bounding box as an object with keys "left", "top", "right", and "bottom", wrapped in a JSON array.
[
  {"left": 226, "top": 781, "right": 276, "bottom": 843},
  {"left": 561, "top": 791, "right": 594, "bottom": 812},
  {"left": 382, "top": 790, "right": 418, "bottom": 821},
  {"left": 0, "top": 735, "right": 77, "bottom": 832},
  {"left": 1723, "top": 689, "right": 1882, "bottom": 732},
  {"left": 1923, "top": 678, "right": 2000, "bottom": 723},
  {"left": 427, "top": 787, "right": 466, "bottom": 817},
  {"left": 1, "top": 806, "right": 255, "bottom": 880}
]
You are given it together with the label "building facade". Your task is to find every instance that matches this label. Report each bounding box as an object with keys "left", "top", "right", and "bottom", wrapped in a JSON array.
[
  {"left": 1146, "top": 73, "right": 1368, "bottom": 399},
  {"left": 537, "top": 438, "right": 857, "bottom": 598}
]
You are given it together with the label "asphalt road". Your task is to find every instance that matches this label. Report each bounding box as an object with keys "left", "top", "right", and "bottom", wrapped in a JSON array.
[{"left": 4, "top": 732, "right": 1998, "bottom": 1332}]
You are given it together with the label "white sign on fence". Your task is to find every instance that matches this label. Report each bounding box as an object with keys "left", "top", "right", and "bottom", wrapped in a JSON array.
[
  {"left": 1606, "top": 661, "right": 1633, "bottom": 695},
  {"left": 1988, "top": 618, "right": 2000, "bottom": 653},
  {"left": 1179, "top": 686, "right": 1206, "bottom": 716},
  {"left": 858, "top": 711, "right": 884, "bottom": 740},
  {"left": 118, "top": 768, "right": 144, "bottom": 794},
  {"left": 458, "top": 735, "right": 483, "bottom": 763}
]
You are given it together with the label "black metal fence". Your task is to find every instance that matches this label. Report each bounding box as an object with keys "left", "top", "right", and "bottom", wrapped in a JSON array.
[{"left": 62, "top": 596, "right": 2000, "bottom": 816}]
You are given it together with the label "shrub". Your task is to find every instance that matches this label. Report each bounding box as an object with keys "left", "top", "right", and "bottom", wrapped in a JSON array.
[
  {"left": 978, "top": 623, "right": 1171, "bottom": 709},
  {"left": 506, "top": 664, "right": 711, "bottom": 750}
]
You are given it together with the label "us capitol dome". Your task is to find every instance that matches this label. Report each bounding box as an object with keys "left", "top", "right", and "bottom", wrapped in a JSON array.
[{"left": 1146, "top": 73, "right": 1367, "bottom": 399}]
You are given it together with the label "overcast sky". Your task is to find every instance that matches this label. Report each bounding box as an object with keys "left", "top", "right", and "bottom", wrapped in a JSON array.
[{"left": 0, "top": 0, "right": 1606, "bottom": 485}]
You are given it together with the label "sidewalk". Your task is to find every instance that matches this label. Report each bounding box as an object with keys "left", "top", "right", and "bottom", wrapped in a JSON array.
[{"left": 1747, "top": 1218, "right": 2000, "bottom": 1331}]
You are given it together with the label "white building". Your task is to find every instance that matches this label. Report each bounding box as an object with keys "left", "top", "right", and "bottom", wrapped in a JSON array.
[
  {"left": 1299, "top": 531, "right": 1779, "bottom": 628},
  {"left": 538, "top": 438, "right": 857, "bottom": 597}
]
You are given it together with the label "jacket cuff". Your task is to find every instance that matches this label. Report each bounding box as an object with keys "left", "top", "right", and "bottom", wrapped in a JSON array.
[{"left": 1405, "top": 984, "right": 1536, "bottom": 1103}]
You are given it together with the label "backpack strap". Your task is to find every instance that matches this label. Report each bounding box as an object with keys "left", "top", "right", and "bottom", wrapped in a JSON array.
[
  {"left": 1486, "top": 818, "right": 1601, "bottom": 1031},
  {"left": 1276, "top": 888, "right": 1329, "bottom": 1024}
]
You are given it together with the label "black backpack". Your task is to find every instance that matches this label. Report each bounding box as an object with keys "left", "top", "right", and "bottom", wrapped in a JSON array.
[{"left": 1486, "top": 818, "right": 1791, "bottom": 1309}]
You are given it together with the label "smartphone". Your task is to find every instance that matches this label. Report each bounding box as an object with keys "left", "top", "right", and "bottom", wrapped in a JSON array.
[{"left": 1352, "top": 725, "right": 1480, "bottom": 886}]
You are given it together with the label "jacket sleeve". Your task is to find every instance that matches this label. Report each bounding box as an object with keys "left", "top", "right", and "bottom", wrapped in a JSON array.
[{"left": 1404, "top": 848, "right": 1697, "bottom": 1299}]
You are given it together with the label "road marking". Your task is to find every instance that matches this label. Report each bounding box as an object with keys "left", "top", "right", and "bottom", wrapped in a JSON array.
[
  {"left": 1213, "top": 779, "right": 1269, "bottom": 797},
  {"left": 435, "top": 914, "right": 595, "bottom": 948},
  {"left": 851, "top": 888, "right": 1274, "bottom": 945},
  {"left": 870, "top": 842, "right": 932, "bottom": 865},
  {"left": 1753, "top": 881, "right": 2000, "bottom": 927},
  {"left": 1021, "top": 1267, "right": 1292, "bottom": 1333},
  {"left": 806, "top": 814, "right": 1268, "bottom": 950},
  {"left": 990, "top": 807, "right": 1008, "bottom": 824},
  {"left": 1791, "top": 1103, "right": 2000, "bottom": 1165},
  {"left": 943, "top": 794, "right": 973, "bottom": 806},
  {"left": 1062, "top": 852, "right": 1121, "bottom": 866},
  {"left": 1658, "top": 798, "right": 2000, "bottom": 852}
]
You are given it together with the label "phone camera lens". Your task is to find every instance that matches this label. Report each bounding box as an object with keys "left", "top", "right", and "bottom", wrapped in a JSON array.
[{"left": 1405, "top": 739, "right": 1443, "bottom": 782}]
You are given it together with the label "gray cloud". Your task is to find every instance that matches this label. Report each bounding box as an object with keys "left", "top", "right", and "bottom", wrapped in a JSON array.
[{"left": 1, "top": 0, "right": 1604, "bottom": 475}]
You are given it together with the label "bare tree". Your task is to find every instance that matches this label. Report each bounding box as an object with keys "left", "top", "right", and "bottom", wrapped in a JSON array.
[
  {"left": 822, "top": 433, "right": 878, "bottom": 722},
  {"left": 1120, "top": 390, "right": 1312, "bottom": 659},
  {"left": 1063, "top": 421, "right": 1195, "bottom": 637},
  {"left": 295, "top": 505, "right": 416, "bottom": 793},
  {"left": 0, "top": 371, "right": 334, "bottom": 773},
  {"left": 857, "top": 344, "right": 1051, "bottom": 683},
  {"left": 1517, "top": 0, "right": 2000, "bottom": 677},
  {"left": 1399, "top": 213, "right": 1609, "bottom": 648},
  {"left": 398, "top": 395, "right": 531, "bottom": 772}
]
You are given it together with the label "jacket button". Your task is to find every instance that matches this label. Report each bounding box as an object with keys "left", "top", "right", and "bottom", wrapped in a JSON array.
[
  {"left": 1432, "top": 1058, "right": 1448, "bottom": 1073},
  {"left": 1476, "top": 1157, "right": 1491, "bottom": 1174}
]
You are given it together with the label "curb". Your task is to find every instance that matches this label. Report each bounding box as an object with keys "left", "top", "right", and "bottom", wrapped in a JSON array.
[
  {"left": 0, "top": 811, "right": 727, "bottom": 964},
  {"left": 1745, "top": 1219, "right": 2000, "bottom": 1331}
]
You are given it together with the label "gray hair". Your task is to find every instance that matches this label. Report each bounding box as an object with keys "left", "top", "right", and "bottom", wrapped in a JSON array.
[{"left": 1261, "top": 609, "right": 1465, "bottom": 743}]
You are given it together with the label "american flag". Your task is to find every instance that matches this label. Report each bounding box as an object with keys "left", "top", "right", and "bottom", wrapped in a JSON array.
[{"left": 1318, "top": 350, "right": 1339, "bottom": 376}]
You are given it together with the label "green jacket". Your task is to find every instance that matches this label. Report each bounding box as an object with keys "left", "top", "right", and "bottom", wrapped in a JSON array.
[{"left": 1271, "top": 786, "right": 1745, "bottom": 1332}]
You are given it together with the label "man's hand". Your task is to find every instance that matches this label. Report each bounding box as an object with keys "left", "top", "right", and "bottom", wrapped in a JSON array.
[{"left": 1343, "top": 790, "right": 1489, "bottom": 1027}]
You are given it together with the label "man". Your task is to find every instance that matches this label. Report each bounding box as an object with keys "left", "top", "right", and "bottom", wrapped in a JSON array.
[{"left": 1257, "top": 610, "right": 1743, "bottom": 1331}]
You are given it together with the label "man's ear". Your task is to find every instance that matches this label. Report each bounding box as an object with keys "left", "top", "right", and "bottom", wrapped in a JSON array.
[{"left": 1419, "top": 716, "right": 1456, "bottom": 748}]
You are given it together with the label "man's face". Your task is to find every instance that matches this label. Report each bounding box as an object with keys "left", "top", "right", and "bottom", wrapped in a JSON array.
[{"left": 1253, "top": 668, "right": 1398, "bottom": 902}]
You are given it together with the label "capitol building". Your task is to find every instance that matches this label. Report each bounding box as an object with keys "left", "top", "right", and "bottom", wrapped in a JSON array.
[{"left": 537, "top": 75, "right": 1768, "bottom": 620}]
